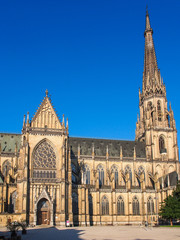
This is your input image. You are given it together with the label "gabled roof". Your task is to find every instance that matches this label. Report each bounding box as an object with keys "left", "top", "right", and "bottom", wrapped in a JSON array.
[{"left": 69, "top": 137, "right": 146, "bottom": 158}]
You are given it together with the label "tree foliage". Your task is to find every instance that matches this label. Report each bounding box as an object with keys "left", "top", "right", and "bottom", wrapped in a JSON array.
[{"left": 159, "top": 181, "right": 180, "bottom": 225}]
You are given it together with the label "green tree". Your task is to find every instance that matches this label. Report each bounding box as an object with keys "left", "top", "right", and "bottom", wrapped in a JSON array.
[{"left": 159, "top": 181, "right": 180, "bottom": 226}]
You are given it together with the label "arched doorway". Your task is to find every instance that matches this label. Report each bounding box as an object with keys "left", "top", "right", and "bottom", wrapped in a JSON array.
[{"left": 37, "top": 198, "right": 50, "bottom": 225}]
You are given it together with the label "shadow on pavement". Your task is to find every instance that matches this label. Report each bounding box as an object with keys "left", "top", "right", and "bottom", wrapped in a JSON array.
[{"left": 0, "top": 227, "right": 85, "bottom": 240}]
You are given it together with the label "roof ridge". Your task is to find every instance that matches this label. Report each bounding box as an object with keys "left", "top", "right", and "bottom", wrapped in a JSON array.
[{"left": 69, "top": 136, "right": 137, "bottom": 142}]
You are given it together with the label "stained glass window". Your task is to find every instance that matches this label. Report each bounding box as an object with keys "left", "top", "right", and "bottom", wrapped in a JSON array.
[
  {"left": 33, "top": 141, "right": 56, "bottom": 169},
  {"left": 101, "top": 195, "right": 109, "bottom": 215},
  {"left": 117, "top": 196, "right": 125, "bottom": 215},
  {"left": 111, "top": 165, "right": 118, "bottom": 187},
  {"left": 147, "top": 197, "right": 154, "bottom": 214},
  {"left": 132, "top": 196, "right": 140, "bottom": 215},
  {"left": 84, "top": 164, "right": 90, "bottom": 184},
  {"left": 33, "top": 140, "right": 56, "bottom": 179},
  {"left": 97, "top": 165, "right": 104, "bottom": 187}
]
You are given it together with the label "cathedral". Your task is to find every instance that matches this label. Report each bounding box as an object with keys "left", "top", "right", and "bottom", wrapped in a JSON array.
[{"left": 0, "top": 11, "right": 179, "bottom": 227}]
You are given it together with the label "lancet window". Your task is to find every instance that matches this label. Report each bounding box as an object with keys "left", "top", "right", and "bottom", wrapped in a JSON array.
[
  {"left": 83, "top": 164, "right": 90, "bottom": 185},
  {"left": 71, "top": 163, "right": 77, "bottom": 183},
  {"left": 132, "top": 196, "right": 140, "bottom": 215},
  {"left": 159, "top": 136, "right": 166, "bottom": 154},
  {"left": 117, "top": 196, "right": 125, "bottom": 215},
  {"left": 147, "top": 197, "right": 154, "bottom": 214},
  {"left": 97, "top": 165, "right": 104, "bottom": 187},
  {"left": 101, "top": 195, "right": 109, "bottom": 215},
  {"left": 111, "top": 165, "right": 118, "bottom": 187},
  {"left": 157, "top": 100, "right": 162, "bottom": 122},
  {"left": 10, "top": 191, "right": 17, "bottom": 213}
]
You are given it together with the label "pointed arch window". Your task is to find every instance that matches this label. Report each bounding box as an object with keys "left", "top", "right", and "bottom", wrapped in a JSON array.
[
  {"left": 101, "top": 196, "right": 109, "bottom": 215},
  {"left": 71, "top": 163, "right": 77, "bottom": 174},
  {"left": 2, "top": 160, "right": 11, "bottom": 177},
  {"left": 159, "top": 136, "right": 166, "bottom": 154},
  {"left": 10, "top": 191, "right": 17, "bottom": 213},
  {"left": 157, "top": 100, "right": 162, "bottom": 122},
  {"left": 132, "top": 196, "right": 140, "bottom": 215},
  {"left": 71, "top": 163, "right": 77, "bottom": 183},
  {"left": 97, "top": 165, "right": 104, "bottom": 187},
  {"left": 117, "top": 196, "right": 125, "bottom": 215},
  {"left": 111, "top": 165, "right": 118, "bottom": 187},
  {"left": 84, "top": 164, "right": 90, "bottom": 185},
  {"left": 147, "top": 197, "right": 154, "bottom": 214}
]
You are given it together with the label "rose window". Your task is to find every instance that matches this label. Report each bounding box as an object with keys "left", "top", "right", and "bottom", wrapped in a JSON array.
[{"left": 33, "top": 141, "right": 56, "bottom": 179}]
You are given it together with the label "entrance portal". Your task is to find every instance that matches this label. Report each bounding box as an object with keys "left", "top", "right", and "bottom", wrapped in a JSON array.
[{"left": 37, "top": 198, "right": 50, "bottom": 225}]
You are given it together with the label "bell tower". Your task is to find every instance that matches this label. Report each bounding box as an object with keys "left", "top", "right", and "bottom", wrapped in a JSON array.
[{"left": 135, "top": 10, "right": 179, "bottom": 164}]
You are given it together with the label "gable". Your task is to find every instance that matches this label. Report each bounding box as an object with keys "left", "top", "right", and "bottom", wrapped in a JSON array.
[{"left": 31, "top": 96, "right": 62, "bottom": 129}]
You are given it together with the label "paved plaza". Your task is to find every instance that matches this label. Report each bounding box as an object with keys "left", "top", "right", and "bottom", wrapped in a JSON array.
[{"left": 0, "top": 225, "right": 180, "bottom": 240}]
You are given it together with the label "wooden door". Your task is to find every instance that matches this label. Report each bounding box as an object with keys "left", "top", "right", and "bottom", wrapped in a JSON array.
[{"left": 42, "top": 211, "right": 49, "bottom": 224}]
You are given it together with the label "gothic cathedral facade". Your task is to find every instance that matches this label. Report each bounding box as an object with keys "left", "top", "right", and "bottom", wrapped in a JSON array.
[{"left": 0, "top": 11, "right": 179, "bottom": 226}]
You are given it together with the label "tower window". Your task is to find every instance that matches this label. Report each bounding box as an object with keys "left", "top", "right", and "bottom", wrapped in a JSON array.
[
  {"left": 159, "top": 136, "right": 166, "bottom": 154},
  {"left": 157, "top": 100, "right": 162, "bottom": 121}
]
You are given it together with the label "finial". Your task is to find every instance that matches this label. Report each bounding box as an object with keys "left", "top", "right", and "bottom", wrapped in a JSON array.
[
  {"left": 27, "top": 112, "right": 30, "bottom": 127},
  {"left": 78, "top": 144, "right": 81, "bottom": 158},
  {"left": 66, "top": 117, "right": 69, "bottom": 129},
  {"left": 106, "top": 145, "right": 109, "bottom": 159},
  {"left": 45, "top": 89, "right": 48, "bottom": 97},
  {"left": 92, "top": 142, "right": 95, "bottom": 159},
  {"left": 169, "top": 102, "right": 172, "bottom": 111},
  {"left": 27, "top": 112, "right": 29, "bottom": 121},
  {"left": 134, "top": 146, "right": 136, "bottom": 160},
  {"left": 23, "top": 114, "right": 26, "bottom": 128},
  {"left": 120, "top": 145, "right": 123, "bottom": 160},
  {"left": 62, "top": 114, "right": 65, "bottom": 127},
  {"left": 146, "top": 5, "right": 149, "bottom": 15}
]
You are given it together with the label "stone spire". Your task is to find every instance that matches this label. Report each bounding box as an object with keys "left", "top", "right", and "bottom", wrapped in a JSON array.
[
  {"left": 135, "top": 10, "right": 178, "bottom": 163},
  {"left": 143, "top": 9, "right": 161, "bottom": 92}
]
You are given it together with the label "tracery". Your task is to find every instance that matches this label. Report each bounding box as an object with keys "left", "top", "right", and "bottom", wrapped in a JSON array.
[{"left": 33, "top": 141, "right": 56, "bottom": 169}]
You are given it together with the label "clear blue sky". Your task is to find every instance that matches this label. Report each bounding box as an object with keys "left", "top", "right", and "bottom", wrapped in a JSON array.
[{"left": 0, "top": 0, "right": 180, "bottom": 142}]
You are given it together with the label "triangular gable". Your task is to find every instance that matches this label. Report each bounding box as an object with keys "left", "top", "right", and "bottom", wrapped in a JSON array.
[
  {"left": 36, "top": 187, "right": 53, "bottom": 204},
  {"left": 31, "top": 95, "right": 62, "bottom": 129}
]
